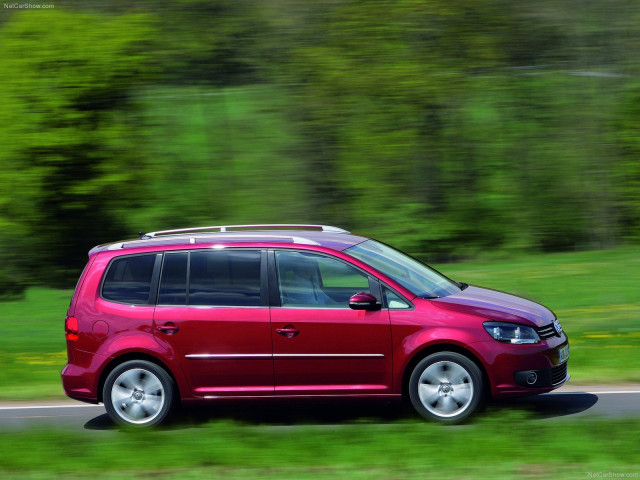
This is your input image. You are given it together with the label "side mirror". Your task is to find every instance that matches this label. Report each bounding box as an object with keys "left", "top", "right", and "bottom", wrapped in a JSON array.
[{"left": 349, "top": 292, "right": 381, "bottom": 311}]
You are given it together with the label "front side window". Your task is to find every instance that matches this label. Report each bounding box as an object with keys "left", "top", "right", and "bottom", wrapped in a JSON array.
[
  {"left": 345, "top": 240, "right": 461, "bottom": 298},
  {"left": 275, "top": 250, "right": 371, "bottom": 308},
  {"left": 102, "top": 254, "right": 156, "bottom": 304}
]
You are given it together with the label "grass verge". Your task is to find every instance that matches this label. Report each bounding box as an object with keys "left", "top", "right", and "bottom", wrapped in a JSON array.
[{"left": 0, "top": 413, "right": 639, "bottom": 479}]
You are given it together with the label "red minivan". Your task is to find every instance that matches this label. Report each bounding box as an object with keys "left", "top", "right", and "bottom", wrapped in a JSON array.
[{"left": 62, "top": 224, "right": 569, "bottom": 426}]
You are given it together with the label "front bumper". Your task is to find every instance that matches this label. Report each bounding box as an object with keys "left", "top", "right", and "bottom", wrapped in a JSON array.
[
  {"left": 473, "top": 334, "right": 570, "bottom": 399},
  {"left": 514, "top": 361, "right": 570, "bottom": 388}
]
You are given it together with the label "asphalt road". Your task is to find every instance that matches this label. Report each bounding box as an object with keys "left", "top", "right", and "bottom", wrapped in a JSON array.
[{"left": 1, "top": 385, "right": 639, "bottom": 431}]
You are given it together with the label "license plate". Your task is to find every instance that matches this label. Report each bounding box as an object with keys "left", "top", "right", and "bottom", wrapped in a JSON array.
[{"left": 558, "top": 345, "right": 570, "bottom": 364}]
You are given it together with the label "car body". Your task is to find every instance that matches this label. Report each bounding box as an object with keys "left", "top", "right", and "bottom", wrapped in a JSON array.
[{"left": 62, "top": 224, "right": 569, "bottom": 426}]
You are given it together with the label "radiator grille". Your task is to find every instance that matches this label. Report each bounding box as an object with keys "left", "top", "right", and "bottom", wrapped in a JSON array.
[
  {"left": 537, "top": 324, "right": 557, "bottom": 340},
  {"left": 551, "top": 362, "right": 568, "bottom": 385}
]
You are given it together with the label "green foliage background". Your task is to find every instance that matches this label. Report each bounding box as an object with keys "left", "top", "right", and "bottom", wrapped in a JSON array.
[{"left": 1, "top": 0, "right": 640, "bottom": 292}]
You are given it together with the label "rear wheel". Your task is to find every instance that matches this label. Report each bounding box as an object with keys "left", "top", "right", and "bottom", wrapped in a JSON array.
[
  {"left": 103, "top": 360, "right": 175, "bottom": 427},
  {"left": 408, "top": 352, "right": 483, "bottom": 423}
]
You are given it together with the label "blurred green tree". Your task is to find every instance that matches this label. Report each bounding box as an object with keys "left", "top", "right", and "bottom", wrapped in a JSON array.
[
  {"left": 261, "top": 0, "right": 634, "bottom": 258},
  {"left": 153, "top": 0, "right": 268, "bottom": 86},
  {"left": 0, "top": 10, "right": 157, "bottom": 288},
  {"left": 263, "top": 0, "right": 516, "bottom": 257},
  {"left": 2, "top": 0, "right": 640, "bottom": 293},
  {"left": 616, "top": 81, "right": 640, "bottom": 242}
]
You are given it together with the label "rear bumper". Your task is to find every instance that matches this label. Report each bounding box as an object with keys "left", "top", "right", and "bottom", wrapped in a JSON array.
[
  {"left": 61, "top": 364, "right": 99, "bottom": 403},
  {"left": 60, "top": 349, "right": 108, "bottom": 404}
]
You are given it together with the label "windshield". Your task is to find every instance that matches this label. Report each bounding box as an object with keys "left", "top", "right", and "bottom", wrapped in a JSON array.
[{"left": 345, "top": 240, "right": 461, "bottom": 298}]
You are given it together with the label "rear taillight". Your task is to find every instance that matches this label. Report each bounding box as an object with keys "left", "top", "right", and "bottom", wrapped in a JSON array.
[{"left": 65, "top": 316, "right": 79, "bottom": 341}]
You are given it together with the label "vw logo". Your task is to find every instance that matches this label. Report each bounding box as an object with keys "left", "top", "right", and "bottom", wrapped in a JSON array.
[{"left": 553, "top": 319, "right": 563, "bottom": 335}]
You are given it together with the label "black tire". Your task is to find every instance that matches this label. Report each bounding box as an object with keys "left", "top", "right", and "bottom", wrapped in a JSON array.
[
  {"left": 408, "top": 352, "right": 483, "bottom": 424},
  {"left": 103, "top": 360, "right": 175, "bottom": 427}
]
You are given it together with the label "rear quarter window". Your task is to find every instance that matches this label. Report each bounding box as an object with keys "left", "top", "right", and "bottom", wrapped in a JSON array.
[{"left": 102, "top": 254, "right": 157, "bottom": 305}]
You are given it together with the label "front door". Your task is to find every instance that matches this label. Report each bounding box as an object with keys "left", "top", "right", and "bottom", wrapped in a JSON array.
[
  {"left": 270, "top": 250, "right": 393, "bottom": 395},
  {"left": 153, "top": 249, "right": 273, "bottom": 396}
]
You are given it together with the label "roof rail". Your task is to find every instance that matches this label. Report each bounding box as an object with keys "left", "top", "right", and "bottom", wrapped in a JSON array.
[{"left": 139, "top": 224, "right": 350, "bottom": 239}]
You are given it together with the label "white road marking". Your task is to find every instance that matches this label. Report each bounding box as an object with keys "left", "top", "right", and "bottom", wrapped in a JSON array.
[
  {"left": 14, "top": 414, "right": 88, "bottom": 419},
  {"left": 0, "top": 404, "right": 101, "bottom": 411},
  {"left": 549, "top": 390, "right": 640, "bottom": 395}
]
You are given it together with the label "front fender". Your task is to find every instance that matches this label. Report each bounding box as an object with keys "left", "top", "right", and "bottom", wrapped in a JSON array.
[{"left": 393, "top": 327, "right": 489, "bottom": 393}]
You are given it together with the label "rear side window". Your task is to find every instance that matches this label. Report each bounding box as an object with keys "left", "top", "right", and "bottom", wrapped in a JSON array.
[
  {"left": 190, "top": 250, "right": 261, "bottom": 306},
  {"left": 158, "top": 253, "right": 188, "bottom": 305},
  {"left": 102, "top": 254, "right": 156, "bottom": 305},
  {"left": 157, "top": 250, "right": 262, "bottom": 307}
]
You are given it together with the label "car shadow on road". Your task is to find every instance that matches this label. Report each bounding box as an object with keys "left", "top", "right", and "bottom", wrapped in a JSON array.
[
  {"left": 84, "top": 400, "right": 413, "bottom": 430},
  {"left": 84, "top": 393, "right": 599, "bottom": 430},
  {"left": 488, "top": 392, "right": 599, "bottom": 419},
  {"left": 84, "top": 413, "right": 115, "bottom": 430}
]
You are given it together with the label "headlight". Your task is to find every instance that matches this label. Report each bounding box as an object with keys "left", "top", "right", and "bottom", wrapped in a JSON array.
[{"left": 483, "top": 321, "right": 540, "bottom": 344}]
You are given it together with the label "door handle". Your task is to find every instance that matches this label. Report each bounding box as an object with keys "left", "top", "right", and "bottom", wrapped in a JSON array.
[
  {"left": 156, "top": 323, "right": 179, "bottom": 334},
  {"left": 276, "top": 325, "right": 299, "bottom": 338}
]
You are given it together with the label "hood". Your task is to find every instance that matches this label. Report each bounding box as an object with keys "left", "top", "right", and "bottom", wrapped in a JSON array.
[{"left": 429, "top": 286, "right": 555, "bottom": 328}]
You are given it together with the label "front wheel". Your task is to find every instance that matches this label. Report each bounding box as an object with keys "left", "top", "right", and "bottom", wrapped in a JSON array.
[
  {"left": 103, "top": 360, "right": 175, "bottom": 427},
  {"left": 408, "top": 352, "right": 483, "bottom": 423}
]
